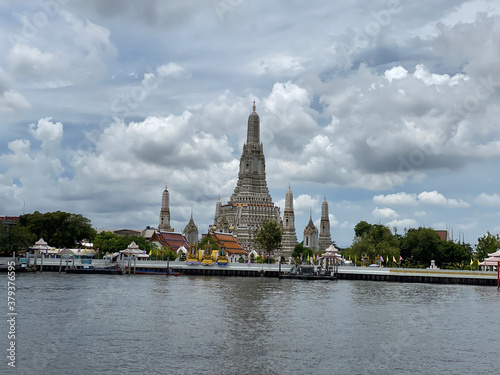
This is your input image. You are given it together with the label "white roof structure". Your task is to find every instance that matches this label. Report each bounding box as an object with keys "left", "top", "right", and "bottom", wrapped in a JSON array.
[
  {"left": 32, "top": 238, "right": 50, "bottom": 251},
  {"left": 480, "top": 249, "right": 500, "bottom": 266},
  {"left": 119, "top": 241, "right": 149, "bottom": 258},
  {"left": 320, "top": 244, "right": 341, "bottom": 259}
]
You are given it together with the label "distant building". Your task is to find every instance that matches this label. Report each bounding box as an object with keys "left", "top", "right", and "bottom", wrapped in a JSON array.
[
  {"left": 281, "top": 186, "right": 298, "bottom": 257},
  {"left": 207, "top": 232, "right": 246, "bottom": 261},
  {"left": 150, "top": 231, "right": 190, "bottom": 252},
  {"left": 159, "top": 184, "right": 172, "bottom": 231},
  {"left": 0, "top": 216, "right": 19, "bottom": 229},
  {"left": 96, "top": 229, "right": 142, "bottom": 237},
  {"left": 113, "top": 229, "right": 142, "bottom": 237},
  {"left": 303, "top": 214, "right": 318, "bottom": 250},
  {"left": 212, "top": 103, "right": 281, "bottom": 251},
  {"left": 435, "top": 230, "right": 449, "bottom": 241},
  {"left": 183, "top": 213, "right": 199, "bottom": 245},
  {"left": 318, "top": 196, "right": 332, "bottom": 251}
]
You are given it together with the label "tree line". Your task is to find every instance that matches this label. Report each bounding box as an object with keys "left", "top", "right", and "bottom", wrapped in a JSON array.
[
  {"left": 343, "top": 221, "right": 499, "bottom": 268},
  {"left": 0, "top": 211, "right": 96, "bottom": 256}
]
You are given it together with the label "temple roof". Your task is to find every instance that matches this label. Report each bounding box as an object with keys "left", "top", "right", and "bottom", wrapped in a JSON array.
[
  {"left": 151, "top": 231, "right": 190, "bottom": 252},
  {"left": 210, "top": 232, "right": 246, "bottom": 255}
]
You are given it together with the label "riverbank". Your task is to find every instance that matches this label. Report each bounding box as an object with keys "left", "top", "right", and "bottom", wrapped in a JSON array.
[{"left": 2, "top": 257, "right": 498, "bottom": 286}]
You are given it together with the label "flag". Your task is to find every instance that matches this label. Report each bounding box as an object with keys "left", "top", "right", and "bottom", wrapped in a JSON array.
[
  {"left": 470, "top": 259, "right": 473, "bottom": 265},
  {"left": 349, "top": 255, "right": 351, "bottom": 262},
  {"left": 393, "top": 256, "right": 397, "bottom": 263},
  {"left": 247, "top": 258, "right": 251, "bottom": 265},
  {"left": 355, "top": 256, "right": 357, "bottom": 263},
  {"left": 380, "top": 256, "right": 384, "bottom": 263},
  {"left": 399, "top": 256, "right": 403, "bottom": 261},
  {"left": 300, "top": 254, "right": 303, "bottom": 261}
]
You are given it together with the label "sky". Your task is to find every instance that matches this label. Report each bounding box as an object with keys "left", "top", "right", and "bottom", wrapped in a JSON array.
[{"left": 1, "top": 0, "right": 500, "bottom": 248}]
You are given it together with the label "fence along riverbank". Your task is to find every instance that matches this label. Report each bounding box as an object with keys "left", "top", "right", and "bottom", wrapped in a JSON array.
[{"left": 2, "top": 256, "right": 498, "bottom": 286}]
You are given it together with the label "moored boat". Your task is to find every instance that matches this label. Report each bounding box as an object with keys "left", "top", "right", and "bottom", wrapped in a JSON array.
[{"left": 279, "top": 265, "right": 337, "bottom": 280}]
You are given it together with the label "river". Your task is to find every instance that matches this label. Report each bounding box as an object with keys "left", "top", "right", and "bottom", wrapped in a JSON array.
[{"left": 4, "top": 273, "right": 500, "bottom": 374}]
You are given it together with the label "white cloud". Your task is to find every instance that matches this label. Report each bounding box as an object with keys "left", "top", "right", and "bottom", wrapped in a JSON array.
[
  {"left": 384, "top": 66, "right": 408, "bottom": 83},
  {"left": 414, "top": 210, "right": 427, "bottom": 217},
  {"left": 417, "top": 191, "right": 469, "bottom": 207},
  {"left": 156, "top": 63, "right": 189, "bottom": 79},
  {"left": 329, "top": 213, "right": 339, "bottom": 227},
  {"left": 373, "top": 192, "right": 418, "bottom": 206},
  {"left": 372, "top": 207, "right": 399, "bottom": 219},
  {"left": 293, "top": 194, "right": 320, "bottom": 216},
  {"left": 413, "top": 64, "right": 467, "bottom": 86},
  {"left": 0, "top": 89, "right": 30, "bottom": 113},
  {"left": 474, "top": 193, "right": 500, "bottom": 207},
  {"left": 8, "top": 44, "right": 63, "bottom": 78},
  {"left": 29, "top": 118, "right": 63, "bottom": 155},
  {"left": 387, "top": 219, "right": 419, "bottom": 231},
  {"left": 250, "top": 54, "right": 305, "bottom": 75}
]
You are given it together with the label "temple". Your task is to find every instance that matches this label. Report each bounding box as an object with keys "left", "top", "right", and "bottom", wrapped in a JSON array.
[
  {"left": 318, "top": 196, "right": 332, "bottom": 251},
  {"left": 281, "top": 185, "right": 298, "bottom": 256},
  {"left": 158, "top": 184, "right": 171, "bottom": 231},
  {"left": 183, "top": 212, "right": 199, "bottom": 245},
  {"left": 303, "top": 213, "right": 319, "bottom": 250},
  {"left": 212, "top": 103, "right": 281, "bottom": 251}
]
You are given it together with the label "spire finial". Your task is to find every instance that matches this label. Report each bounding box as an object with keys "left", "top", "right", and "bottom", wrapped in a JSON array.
[{"left": 252, "top": 101, "right": 256, "bottom": 112}]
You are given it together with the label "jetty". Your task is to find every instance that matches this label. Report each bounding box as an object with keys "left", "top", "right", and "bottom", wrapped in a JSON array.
[{"left": 1, "top": 257, "right": 498, "bottom": 286}]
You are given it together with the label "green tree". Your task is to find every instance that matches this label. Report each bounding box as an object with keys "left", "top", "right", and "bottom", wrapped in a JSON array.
[
  {"left": 354, "top": 221, "right": 372, "bottom": 238},
  {"left": 93, "top": 231, "right": 151, "bottom": 255},
  {"left": 291, "top": 243, "right": 313, "bottom": 262},
  {"left": 19, "top": 211, "right": 96, "bottom": 248},
  {"left": 254, "top": 219, "right": 282, "bottom": 261},
  {"left": 0, "top": 223, "right": 37, "bottom": 256},
  {"left": 199, "top": 236, "right": 220, "bottom": 251},
  {"left": 400, "top": 227, "right": 442, "bottom": 266},
  {"left": 346, "top": 221, "right": 399, "bottom": 264},
  {"left": 475, "top": 232, "right": 500, "bottom": 261},
  {"left": 439, "top": 241, "right": 472, "bottom": 267}
]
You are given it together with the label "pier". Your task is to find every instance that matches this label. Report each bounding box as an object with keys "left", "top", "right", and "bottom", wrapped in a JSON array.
[{"left": 1, "top": 257, "right": 498, "bottom": 285}]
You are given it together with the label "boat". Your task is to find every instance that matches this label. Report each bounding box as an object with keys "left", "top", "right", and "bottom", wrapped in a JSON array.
[
  {"left": 66, "top": 265, "right": 123, "bottom": 275},
  {"left": 279, "top": 265, "right": 337, "bottom": 280}
]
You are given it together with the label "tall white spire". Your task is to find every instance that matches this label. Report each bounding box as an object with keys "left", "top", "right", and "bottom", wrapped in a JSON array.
[
  {"left": 319, "top": 195, "right": 332, "bottom": 251},
  {"left": 159, "top": 184, "right": 171, "bottom": 231},
  {"left": 282, "top": 185, "right": 298, "bottom": 256}
]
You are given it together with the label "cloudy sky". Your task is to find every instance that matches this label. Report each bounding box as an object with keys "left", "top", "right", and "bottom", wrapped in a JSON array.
[{"left": 1, "top": 0, "right": 500, "bottom": 247}]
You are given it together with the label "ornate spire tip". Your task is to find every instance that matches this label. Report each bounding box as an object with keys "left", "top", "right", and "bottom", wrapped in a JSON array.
[{"left": 252, "top": 101, "right": 256, "bottom": 112}]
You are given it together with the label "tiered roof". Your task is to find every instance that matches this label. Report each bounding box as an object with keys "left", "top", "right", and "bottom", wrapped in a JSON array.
[
  {"left": 210, "top": 232, "right": 246, "bottom": 255},
  {"left": 151, "top": 231, "right": 190, "bottom": 252}
]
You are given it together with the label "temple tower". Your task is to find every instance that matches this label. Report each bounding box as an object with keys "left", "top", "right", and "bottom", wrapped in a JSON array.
[
  {"left": 159, "top": 184, "right": 171, "bottom": 231},
  {"left": 212, "top": 103, "right": 281, "bottom": 250},
  {"left": 303, "top": 213, "right": 318, "bottom": 250},
  {"left": 183, "top": 212, "right": 199, "bottom": 245},
  {"left": 318, "top": 196, "right": 332, "bottom": 251},
  {"left": 281, "top": 185, "right": 298, "bottom": 256}
]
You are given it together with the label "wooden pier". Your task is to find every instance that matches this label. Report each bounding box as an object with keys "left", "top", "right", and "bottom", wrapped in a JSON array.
[{"left": 1, "top": 257, "right": 498, "bottom": 285}]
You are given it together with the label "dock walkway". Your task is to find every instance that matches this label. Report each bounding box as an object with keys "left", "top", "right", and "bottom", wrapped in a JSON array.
[{"left": 1, "top": 257, "right": 497, "bottom": 285}]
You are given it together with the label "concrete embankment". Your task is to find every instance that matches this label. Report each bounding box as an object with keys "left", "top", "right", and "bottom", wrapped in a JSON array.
[
  {"left": 1, "top": 257, "right": 498, "bottom": 285},
  {"left": 337, "top": 267, "right": 498, "bottom": 286}
]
